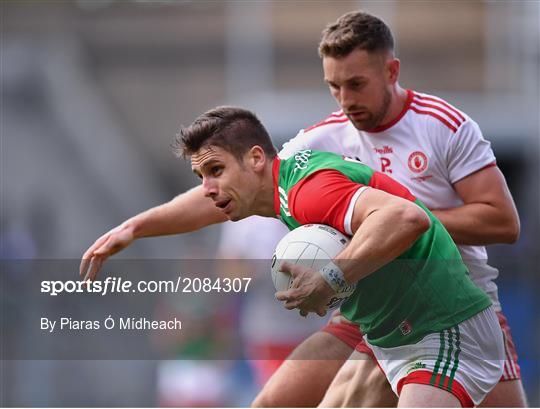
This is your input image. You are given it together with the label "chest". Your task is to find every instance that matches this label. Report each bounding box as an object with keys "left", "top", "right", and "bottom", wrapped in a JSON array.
[{"left": 333, "top": 128, "right": 451, "bottom": 196}]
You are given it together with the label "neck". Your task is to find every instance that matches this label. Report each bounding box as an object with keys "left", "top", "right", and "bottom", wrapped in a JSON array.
[
  {"left": 252, "top": 161, "right": 278, "bottom": 218},
  {"left": 381, "top": 84, "right": 408, "bottom": 125}
]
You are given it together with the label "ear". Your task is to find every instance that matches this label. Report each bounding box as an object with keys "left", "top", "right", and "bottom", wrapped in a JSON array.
[
  {"left": 386, "top": 58, "right": 400, "bottom": 85},
  {"left": 247, "top": 145, "right": 266, "bottom": 172}
]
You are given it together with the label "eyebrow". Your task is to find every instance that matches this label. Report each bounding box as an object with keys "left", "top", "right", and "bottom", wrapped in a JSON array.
[
  {"left": 192, "top": 158, "right": 220, "bottom": 177},
  {"left": 325, "top": 75, "right": 367, "bottom": 84}
]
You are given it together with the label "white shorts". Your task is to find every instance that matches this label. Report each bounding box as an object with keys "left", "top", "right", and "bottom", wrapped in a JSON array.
[{"left": 365, "top": 306, "right": 505, "bottom": 407}]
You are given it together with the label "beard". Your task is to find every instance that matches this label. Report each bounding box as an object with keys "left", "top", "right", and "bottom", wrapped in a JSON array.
[{"left": 348, "top": 88, "right": 392, "bottom": 131}]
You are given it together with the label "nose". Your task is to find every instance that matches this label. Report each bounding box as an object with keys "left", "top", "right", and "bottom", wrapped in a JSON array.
[
  {"left": 202, "top": 177, "right": 218, "bottom": 198},
  {"left": 339, "top": 87, "right": 356, "bottom": 111}
]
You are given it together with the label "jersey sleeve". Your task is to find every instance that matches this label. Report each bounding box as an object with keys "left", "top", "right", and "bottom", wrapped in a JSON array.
[
  {"left": 446, "top": 119, "right": 497, "bottom": 184},
  {"left": 278, "top": 129, "right": 309, "bottom": 159},
  {"left": 288, "top": 170, "right": 369, "bottom": 236}
]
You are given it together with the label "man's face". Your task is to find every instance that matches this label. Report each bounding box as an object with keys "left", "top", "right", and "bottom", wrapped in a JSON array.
[
  {"left": 323, "top": 48, "right": 394, "bottom": 130},
  {"left": 191, "top": 145, "right": 259, "bottom": 221}
]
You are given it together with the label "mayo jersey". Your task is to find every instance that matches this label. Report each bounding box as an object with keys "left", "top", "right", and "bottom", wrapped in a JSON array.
[
  {"left": 279, "top": 90, "right": 500, "bottom": 309},
  {"left": 272, "top": 150, "right": 491, "bottom": 348}
]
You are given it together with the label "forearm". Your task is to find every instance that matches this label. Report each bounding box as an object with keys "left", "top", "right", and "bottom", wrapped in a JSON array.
[
  {"left": 126, "top": 185, "right": 227, "bottom": 239},
  {"left": 334, "top": 205, "right": 429, "bottom": 284},
  {"left": 431, "top": 204, "right": 520, "bottom": 245}
]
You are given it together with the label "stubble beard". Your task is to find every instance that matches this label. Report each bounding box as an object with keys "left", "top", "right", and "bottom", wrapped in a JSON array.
[{"left": 350, "top": 88, "right": 392, "bottom": 131}]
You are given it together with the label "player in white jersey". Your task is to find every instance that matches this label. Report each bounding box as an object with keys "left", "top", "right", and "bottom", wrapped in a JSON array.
[
  {"left": 281, "top": 91, "right": 500, "bottom": 308},
  {"left": 253, "top": 11, "right": 525, "bottom": 408}
]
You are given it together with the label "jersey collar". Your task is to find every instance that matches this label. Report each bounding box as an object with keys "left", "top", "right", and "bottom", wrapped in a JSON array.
[
  {"left": 272, "top": 157, "right": 281, "bottom": 216},
  {"left": 365, "top": 89, "right": 414, "bottom": 133}
]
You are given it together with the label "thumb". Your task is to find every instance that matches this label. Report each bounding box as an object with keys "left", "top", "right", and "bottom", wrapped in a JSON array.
[{"left": 280, "top": 261, "right": 300, "bottom": 278}]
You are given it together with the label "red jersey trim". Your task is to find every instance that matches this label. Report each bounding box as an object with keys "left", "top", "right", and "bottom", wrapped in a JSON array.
[
  {"left": 329, "top": 110, "right": 345, "bottom": 118},
  {"left": 451, "top": 161, "right": 497, "bottom": 185},
  {"left": 479, "top": 161, "right": 497, "bottom": 171},
  {"left": 272, "top": 157, "right": 281, "bottom": 216},
  {"left": 411, "top": 98, "right": 464, "bottom": 128},
  {"left": 409, "top": 106, "right": 458, "bottom": 133},
  {"left": 304, "top": 116, "right": 349, "bottom": 133},
  {"left": 413, "top": 92, "right": 466, "bottom": 123},
  {"left": 396, "top": 370, "right": 474, "bottom": 408},
  {"left": 365, "top": 89, "right": 414, "bottom": 133}
]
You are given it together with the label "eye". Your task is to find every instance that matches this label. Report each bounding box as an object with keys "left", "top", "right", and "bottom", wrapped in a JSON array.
[
  {"left": 349, "top": 80, "right": 366, "bottom": 91},
  {"left": 210, "top": 166, "right": 223, "bottom": 176},
  {"left": 328, "top": 83, "right": 339, "bottom": 92}
]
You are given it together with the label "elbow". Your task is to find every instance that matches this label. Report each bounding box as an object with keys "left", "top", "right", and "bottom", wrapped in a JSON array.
[
  {"left": 501, "top": 217, "right": 520, "bottom": 244},
  {"left": 402, "top": 205, "right": 431, "bottom": 238}
]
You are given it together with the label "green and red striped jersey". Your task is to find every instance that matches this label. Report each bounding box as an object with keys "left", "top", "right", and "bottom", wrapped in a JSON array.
[{"left": 272, "top": 149, "right": 491, "bottom": 348}]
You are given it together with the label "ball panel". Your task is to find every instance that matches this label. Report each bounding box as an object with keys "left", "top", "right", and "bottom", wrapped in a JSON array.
[{"left": 271, "top": 224, "right": 354, "bottom": 309}]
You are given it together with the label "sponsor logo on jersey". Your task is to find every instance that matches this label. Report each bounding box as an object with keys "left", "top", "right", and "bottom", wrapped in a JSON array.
[
  {"left": 293, "top": 149, "right": 312, "bottom": 172},
  {"left": 407, "top": 151, "right": 428, "bottom": 173},
  {"left": 407, "top": 361, "right": 427, "bottom": 374},
  {"left": 411, "top": 175, "right": 434, "bottom": 182},
  {"left": 380, "top": 157, "right": 392, "bottom": 173},
  {"left": 373, "top": 145, "right": 394, "bottom": 155},
  {"left": 399, "top": 319, "right": 413, "bottom": 336}
]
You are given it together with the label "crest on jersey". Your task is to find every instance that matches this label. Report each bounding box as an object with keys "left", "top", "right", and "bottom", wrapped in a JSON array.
[{"left": 407, "top": 151, "right": 428, "bottom": 173}]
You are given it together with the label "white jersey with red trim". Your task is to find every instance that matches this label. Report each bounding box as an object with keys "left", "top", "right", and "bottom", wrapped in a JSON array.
[{"left": 279, "top": 89, "right": 500, "bottom": 309}]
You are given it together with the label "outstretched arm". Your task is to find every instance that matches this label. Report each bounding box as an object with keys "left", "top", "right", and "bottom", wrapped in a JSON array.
[{"left": 80, "top": 185, "right": 227, "bottom": 281}]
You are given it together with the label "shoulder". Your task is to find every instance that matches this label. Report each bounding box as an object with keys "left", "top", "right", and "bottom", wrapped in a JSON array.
[
  {"left": 408, "top": 90, "right": 472, "bottom": 136},
  {"left": 280, "top": 150, "right": 372, "bottom": 187},
  {"left": 303, "top": 109, "right": 350, "bottom": 133},
  {"left": 279, "top": 110, "right": 354, "bottom": 159}
]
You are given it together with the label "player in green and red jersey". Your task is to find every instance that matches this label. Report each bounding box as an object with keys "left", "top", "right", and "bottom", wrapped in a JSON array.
[
  {"left": 274, "top": 148, "right": 491, "bottom": 347},
  {"left": 82, "top": 106, "right": 505, "bottom": 407}
]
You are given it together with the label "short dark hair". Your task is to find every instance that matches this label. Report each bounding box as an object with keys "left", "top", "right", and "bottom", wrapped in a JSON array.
[
  {"left": 318, "top": 11, "right": 394, "bottom": 58},
  {"left": 173, "top": 106, "right": 277, "bottom": 161}
]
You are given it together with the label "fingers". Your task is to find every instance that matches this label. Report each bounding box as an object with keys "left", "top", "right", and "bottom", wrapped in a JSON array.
[
  {"left": 316, "top": 307, "right": 327, "bottom": 317},
  {"left": 275, "top": 288, "right": 299, "bottom": 302},
  {"left": 84, "top": 256, "right": 104, "bottom": 282},
  {"left": 93, "top": 236, "right": 114, "bottom": 256},
  {"left": 279, "top": 261, "right": 301, "bottom": 279},
  {"left": 79, "top": 258, "right": 90, "bottom": 279},
  {"left": 80, "top": 234, "right": 110, "bottom": 278},
  {"left": 299, "top": 308, "right": 326, "bottom": 318}
]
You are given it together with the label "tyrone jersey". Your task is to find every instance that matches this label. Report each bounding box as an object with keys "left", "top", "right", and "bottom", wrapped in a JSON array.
[
  {"left": 272, "top": 150, "right": 491, "bottom": 348},
  {"left": 279, "top": 90, "right": 500, "bottom": 309}
]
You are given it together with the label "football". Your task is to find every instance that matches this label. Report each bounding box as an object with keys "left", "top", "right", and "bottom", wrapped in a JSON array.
[{"left": 271, "top": 224, "right": 355, "bottom": 309}]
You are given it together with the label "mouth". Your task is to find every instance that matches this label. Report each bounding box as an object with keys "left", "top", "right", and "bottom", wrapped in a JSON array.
[
  {"left": 346, "top": 111, "right": 368, "bottom": 119},
  {"left": 215, "top": 199, "right": 232, "bottom": 211}
]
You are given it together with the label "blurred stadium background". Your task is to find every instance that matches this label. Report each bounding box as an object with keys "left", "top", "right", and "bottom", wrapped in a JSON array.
[{"left": 2, "top": 0, "right": 539, "bottom": 406}]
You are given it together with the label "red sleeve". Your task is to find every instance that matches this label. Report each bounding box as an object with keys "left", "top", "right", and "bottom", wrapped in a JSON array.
[{"left": 288, "top": 170, "right": 365, "bottom": 235}]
